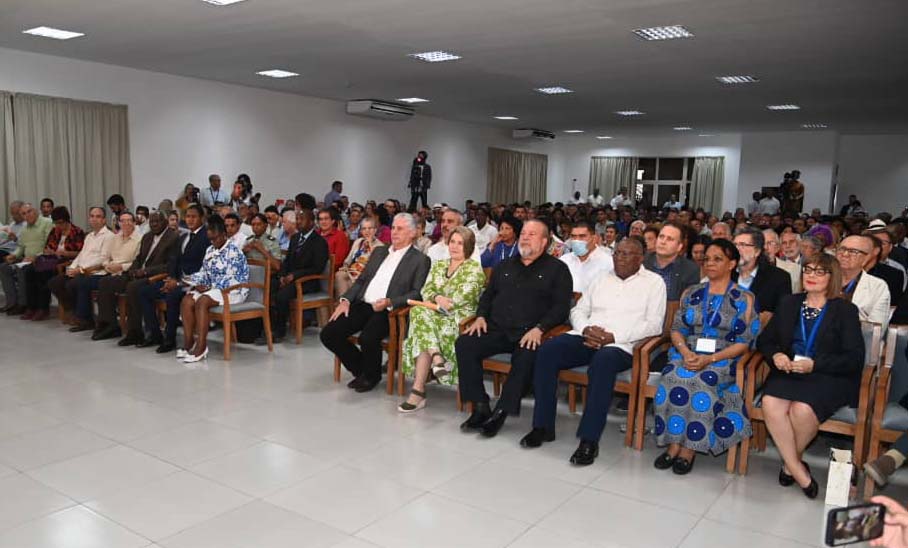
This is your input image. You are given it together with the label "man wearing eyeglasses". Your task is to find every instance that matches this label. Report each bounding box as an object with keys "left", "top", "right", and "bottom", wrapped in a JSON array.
[
  {"left": 836, "top": 235, "right": 890, "bottom": 330},
  {"left": 732, "top": 226, "right": 791, "bottom": 319},
  {"left": 869, "top": 224, "right": 907, "bottom": 291},
  {"left": 863, "top": 231, "right": 904, "bottom": 304}
]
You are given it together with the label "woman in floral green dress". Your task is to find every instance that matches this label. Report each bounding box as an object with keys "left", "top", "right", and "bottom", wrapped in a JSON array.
[{"left": 399, "top": 227, "right": 486, "bottom": 412}]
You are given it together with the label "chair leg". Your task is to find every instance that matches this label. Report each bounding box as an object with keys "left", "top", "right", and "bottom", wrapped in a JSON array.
[
  {"left": 333, "top": 356, "right": 341, "bottom": 382},
  {"left": 223, "top": 320, "right": 232, "bottom": 361},
  {"left": 580, "top": 386, "right": 587, "bottom": 410},
  {"left": 567, "top": 385, "right": 577, "bottom": 414},
  {"left": 263, "top": 312, "right": 274, "bottom": 352},
  {"left": 634, "top": 394, "right": 648, "bottom": 451},
  {"left": 118, "top": 297, "right": 128, "bottom": 333},
  {"left": 456, "top": 389, "right": 463, "bottom": 412},
  {"left": 386, "top": 349, "right": 395, "bottom": 396},
  {"left": 726, "top": 443, "right": 739, "bottom": 474},
  {"left": 738, "top": 435, "right": 751, "bottom": 475},
  {"left": 493, "top": 373, "right": 501, "bottom": 397},
  {"left": 294, "top": 307, "right": 303, "bottom": 344},
  {"left": 624, "top": 391, "right": 637, "bottom": 448},
  {"left": 756, "top": 421, "right": 768, "bottom": 451}
]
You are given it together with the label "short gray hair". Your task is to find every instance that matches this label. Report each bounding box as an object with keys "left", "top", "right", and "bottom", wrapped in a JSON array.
[
  {"left": 9, "top": 200, "right": 23, "bottom": 210},
  {"left": 443, "top": 208, "right": 464, "bottom": 225},
  {"left": 762, "top": 228, "right": 780, "bottom": 244},
  {"left": 394, "top": 212, "right": 417, "bottom": 230},
  {"left": 734, "top": 225, "right": 765, "bottom": 251}
]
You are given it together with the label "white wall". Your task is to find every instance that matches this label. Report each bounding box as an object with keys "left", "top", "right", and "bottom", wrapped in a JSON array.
[
  {"left": 0, "top": 47, "right": 557, "bottom": 210},
  {"left": 738, "top": 132, "right": 839, "bottom": 214},
  {"left": 837, "top": 135, "right": 908, "bottom": 216}
]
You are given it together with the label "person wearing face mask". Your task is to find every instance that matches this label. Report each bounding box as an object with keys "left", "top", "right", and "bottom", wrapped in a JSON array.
[
  {"left": 559, "top": 221, "right": 614, "bottom": 294},
  {"left": 732, "top": 226, "right": 792, "bottom": 320}
]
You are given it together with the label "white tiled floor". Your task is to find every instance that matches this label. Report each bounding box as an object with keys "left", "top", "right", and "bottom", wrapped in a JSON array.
[{"left": 2, "top": 312, "right": 907, "bottom": 548}]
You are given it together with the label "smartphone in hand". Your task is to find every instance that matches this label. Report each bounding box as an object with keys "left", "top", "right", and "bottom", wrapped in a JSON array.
[{"left": 825, "top": 502, "right": 885, "bottom": 546}]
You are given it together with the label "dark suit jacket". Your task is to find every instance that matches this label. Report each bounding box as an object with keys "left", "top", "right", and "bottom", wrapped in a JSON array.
[
  {"left": 343, "top": 245, "right": 431, "bottom": 309},
  {"left": 168, "top": 228, "right": 210, "bottom": 279},
  {"left": 869, "top": 262, "right": 905, "bottom": 304},
  {"left": 643, "top": 253, "right": 701, "bottom": 301},
  {"left": 128, "top": 228, "right": 180, "bottom": 278},
  {"left": 282, "top": 231, "right": 329, "bottom": 294},
  {"left": 758, "top": 294, "right": 864, "bottom": 378},
  {"left": 745, "top": 258, "right": 792, "bottom": 314}
]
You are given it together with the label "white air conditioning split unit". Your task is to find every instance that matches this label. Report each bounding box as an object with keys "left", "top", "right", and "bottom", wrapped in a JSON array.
[
  {"left": 512, "top": 128, "right": 555, "bottom": 141},
  {"left": 346, "top": 100, "right": 414, "bottom": 121}
]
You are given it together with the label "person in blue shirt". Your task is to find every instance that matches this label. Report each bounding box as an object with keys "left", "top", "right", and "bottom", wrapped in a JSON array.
[{"left": 480, "top": 216, "right": 521, "bottom": 269}]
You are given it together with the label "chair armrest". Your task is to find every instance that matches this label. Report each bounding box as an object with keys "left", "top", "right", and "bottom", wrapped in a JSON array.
[
  {"left": 637, "top": 335, "right": 672, "bottom": 379},
  {"left": 544, "top": 325, "right": 571, "bottom": 340},
  {"left": 55, "top": 260, "right": 73, "bottom": 274},
  {"left": 148, "top": 273, "right": 168, "bottom": 283},
  {"left": 459, "top": 315, "right": 477, "bottom": 333},
  {"left": 219, "top": 282, "right": 265, "bottom": 296},
  {"left": 872, "top": 365, "right": 893, "bottom": 430},
  {"left": 389, "top": 306, "right": 412, "bottom": 318},
  {"left": 294, "top": 273, "right": 329, "bottom": 299}
]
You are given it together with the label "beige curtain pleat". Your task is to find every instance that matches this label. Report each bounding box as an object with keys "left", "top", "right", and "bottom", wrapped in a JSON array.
[
  {"left": 487, "top": 147, "right": 547, "bottom": 204},
  {"left": 689, "top": 157, "right": 725, "bottom": 215},
  {"left": 8, "top": 92, "right": 132, "bottom": 224},
  {"left": 0, "top": 92, "right": 14, "bottom": 217},
  {"left": 588, "top": 157, "right": 638, "bottom": 203}
]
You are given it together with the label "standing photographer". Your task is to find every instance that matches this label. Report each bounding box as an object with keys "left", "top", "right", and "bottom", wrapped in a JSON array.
[{"left": 407, "top": 150, "right": 432, "bottom": 211}]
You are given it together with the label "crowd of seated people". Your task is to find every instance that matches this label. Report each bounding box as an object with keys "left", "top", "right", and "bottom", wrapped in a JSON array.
[{"left": 4, "top": 176, "right": 908, "bottom": 501}]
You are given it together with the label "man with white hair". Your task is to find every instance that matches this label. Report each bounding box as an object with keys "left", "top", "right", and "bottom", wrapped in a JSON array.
[
  {"left": 780, "top": 229, "right": 802, "bottom": 264},
  {"left": 321, "top": 213, "right": 431, "bottom": 393},
  {"left": 762, "top": 229, "right": 801, "bottom": 293},
  {"left": 710, "top": 222, "right": 732, "bottom": 241},
  {"left": 427, "top": 209, "right": 482, "bottom": 262}
]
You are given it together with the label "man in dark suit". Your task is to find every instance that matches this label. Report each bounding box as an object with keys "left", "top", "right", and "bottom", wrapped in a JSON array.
[
  {"left": 133, "top": 204, "right": 209, "bottom": 353},
  {"left": 733, "top": 225, "right": 792, "bottom": 317},
  {"left": 864, "top": 231, "right": 905, "bottom": 304},
  {"left": 96, "top": 212, "right": 180, "bottom": 341},
  {"left": 266, "top": 209, "right": 329, "bottom": 343},
  {"left": 642, "top": 222, "right": 701, "bottom": 300},
  {"left": 320, "top": 212, "right": 431, "bottom": 393}
]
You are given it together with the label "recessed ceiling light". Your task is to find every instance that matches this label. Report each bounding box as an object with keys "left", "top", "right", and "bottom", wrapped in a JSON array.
[
  {"left": 494, "top": 116, "right": 519, "bottom": 120},
  {"left": 408, "top": 51, "right": 462, "bottom": 63},
  {"left": 633, "top": 25, "right": 694, "bottom": 41},
  {"left": 534, "top": 86, "right": 573, "bottom": 95},
  {"left": 698, "top": 134, "right": 716, "bottom": 137},
  {"left": 716, "top": 75, "right": 759, "bottom": 84},
  {"left": 801, "top": 123, "right": 828, "bottom": 129},
  {"left": 673, "top": 126, "right": 693, "bottom": 131},
  {"left": 563, "top": 130, "right": 584, "bottom": 134},
  {"left": 596, "top": 136, "right": 614, "bottom": 140},
  {"left": 22, "top": 26, "right": 84, "bottom": 40},
  {"left": 615, "top": 110, "right": 645, "bottom": 116},
  {"left": 396, "top": 97, "right": 429, "bottom": 104},
  {"left": 200, "top": 0, "right": 248, "bottom": 5},
  {"left": 256, "top": 69, "right": 299, "bottom": 79},
  {"left": 767, "top": 104, "right": 801, "bottom": 111}
]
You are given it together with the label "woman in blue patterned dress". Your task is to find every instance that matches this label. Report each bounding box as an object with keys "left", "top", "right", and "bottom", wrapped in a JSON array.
[
  {"left": 179, "top": 215, "right": 249, "bottom": 364},
  {"left": 653, "top": 239, "right": 760, "bottom": 474}
]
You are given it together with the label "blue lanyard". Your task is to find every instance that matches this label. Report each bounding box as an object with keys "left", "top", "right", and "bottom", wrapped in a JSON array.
[
  {"left": 702, "top": 282, "right": 733, "bottom": 329},
  {"left": 844, "top": 276, "right": 858, "bottom": 294},
  {"left": 799, "top": 304, "right": 827, "bottom": 358},
  {"left": 500, "top": 242, "right": 517, "bottom": 261}
]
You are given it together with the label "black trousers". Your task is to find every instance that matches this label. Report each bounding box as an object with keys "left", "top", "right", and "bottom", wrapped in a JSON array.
[
  {"left": 319, "top": 301, "right": 389, "bottom": 382},
  {"left": 455, "top": 329, "right": 537, "bottom": 415},
  {"left": 271, "top": 279, "right": 296, "bottom": 338},
  {"left": 408, "top": 189, "right": 428, "bottom": 211},
  {"left": 96, "top": 275, "right": 131, "bottom": 327},
  {"left": 36, "top": 272, "right": 76, "bottom": 312}
]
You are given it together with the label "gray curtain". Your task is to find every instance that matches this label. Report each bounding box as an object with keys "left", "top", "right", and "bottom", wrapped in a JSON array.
[
  {"left": 589, "top": 156, "right": 638, "bottom": 203},
  {"left": 487, "top": 147, "right": 547, "bottom": 204},
  {"left": 0, "top": 92, "right": 13, "bottom": 218},
  {"left": 689, "top": 157, "right": 725, "bottom": 215},
  {"left": 9, "top": 92, "right": 132, "bottom": 223}
]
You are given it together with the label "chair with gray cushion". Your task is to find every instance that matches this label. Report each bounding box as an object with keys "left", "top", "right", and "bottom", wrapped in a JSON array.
[
  {"left": 290, "top": 255, "right": 334, "bottom": 344},
  {"left": 866, "top": 325, "right": 908, "bottom": 494},
  {"left": 210, "top": 259, "right": 272, "bottom": 360}
]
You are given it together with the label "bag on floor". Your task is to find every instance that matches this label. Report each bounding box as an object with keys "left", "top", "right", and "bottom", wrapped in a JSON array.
[{"left": 826, "top": 448, "right": 854, "bottom": 507}]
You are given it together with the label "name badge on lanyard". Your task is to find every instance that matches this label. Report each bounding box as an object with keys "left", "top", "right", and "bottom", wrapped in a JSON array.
[
  {"left": 794, "top": 304, "right": 826, "bottom": 363},
  {"left": 695, "top": 282, "right": 732, "bottom": 354}
]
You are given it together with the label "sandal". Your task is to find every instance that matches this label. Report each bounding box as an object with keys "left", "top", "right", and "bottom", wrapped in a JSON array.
[
  {"left": 398, "top": 388, "right": 427, "bottom": 413},
  {"left": 430, "top": 352, "right": 451, "bottom": 381}
]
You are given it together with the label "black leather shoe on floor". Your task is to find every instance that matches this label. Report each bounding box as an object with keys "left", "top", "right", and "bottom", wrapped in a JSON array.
[
  {"left": 118, "top": 331, "right": 144, "bottom": 347},
  {"left": 460, "top": 403, "right": 491, "bottom": 431},
  {"left": 69, "top": 321, "right": 95, "bottom": 333},
  {"left": 802, "top": 476, "right": 819, "bottom": 499},
  {"left": 672, "top": 456, "right": 696, "bottom": 475},
  {"left": 779, "top": 461, "right": 810, "bottom": 487},
  {"left": 654, "top": 452, "right": 676, "bottom": 470},
  {"left": 93, "top": 326, "right": 121, "bottom": 341},
  {"left": 353, "top": 376, "right": 380, "bottom": 393},
  {"left": 136, "top": 334, "right": 163, "bottom": 348},
  {"left": 156, "top": 340, "right": 177, "bottom": 354},
  {"left": 520, "top": 428, "right": 555, "bottom": 448},
  {"left": 570, "top": 440, "right": 599, "bottom": 466},
  {"left": 479, "top": 409, "right": 508, "bottom": 438}
]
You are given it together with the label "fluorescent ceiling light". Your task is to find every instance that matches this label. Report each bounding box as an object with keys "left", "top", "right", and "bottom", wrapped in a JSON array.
[
  {"left": 408, "top": 51, "right": 461, "bottom": 63},
  {"left": 563, "top": 130, "right": 584, "bottom": 134},
  {"left": 535, "top": 86, "right": 573, "bottom": 95},
  {"left": 673, "top": 126, "right": 693, "bottom": 131},
  {"left": 256, "top": 69, "right": 299, "bottom": 78},
  {"left": 494, "top": 116, "right": 519, "bottom": 120},
  {"left": 801, "top": 123, "right": 828, "bottom": 129},
  {"left": 698, "top": 134, "right": 716, "bottom": 137},
  {"left": 615, "top": 110, "right": 645, "bottom": 116},
  {"left": 716, "top": 75, "right": 759, "bottom": 84},
  {"left": 22, "top": 26, "right": 84, "bottom": 40},
  {"left": 767, "top": 104, "right": 801, "bottom": 111},
  {"left": 200, "top": 0, "right": 248, "bottom": 5},
  {"left": 596, "top": 136, "right": 614, "bottom": 140},
  {"left": 396, "top": 97, "right": 429, "bottom": 104},
  {"left": 633, "top": 25, "right": 694, "bottom": 41}
]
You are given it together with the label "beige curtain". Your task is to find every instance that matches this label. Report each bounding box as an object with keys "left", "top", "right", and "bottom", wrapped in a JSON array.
[
  {"left": 689, "top": 157, "right": 725, "bottom": 215},
  {"left": 487, "top": 147, "right": 547, "bottom": 204},
  {"left": 0, "top": 92, "right": 14, "bottom": 218},
  {"left": 10, "top": 93, "right": 132, "bottom": 223},
  {"left": 589, "top": 157, "right": 638, "bottom": 203}
]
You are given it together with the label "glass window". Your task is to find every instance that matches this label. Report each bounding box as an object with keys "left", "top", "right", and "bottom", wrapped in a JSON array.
[
  {"left": 659, "top": 158, "right": 684, "bottom": 181},
  {"left": 638, "top": 158, "right": 657, "bottom": 181}
]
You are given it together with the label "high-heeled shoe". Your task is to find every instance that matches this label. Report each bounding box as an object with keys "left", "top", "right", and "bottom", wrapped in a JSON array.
[
  {"left": 779, "top": 461, "right": 811, "bottom": 487},
  {"left": 183, "top": 346, "right": 208, "bottom": 364},
  {"left": 801, "top": 476, "right": 819, "bottom": 499}
]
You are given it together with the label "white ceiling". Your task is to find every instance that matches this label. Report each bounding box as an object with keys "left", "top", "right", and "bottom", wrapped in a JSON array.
[{"left": 1, "top": 0, "right": 907, "bottom": 134}]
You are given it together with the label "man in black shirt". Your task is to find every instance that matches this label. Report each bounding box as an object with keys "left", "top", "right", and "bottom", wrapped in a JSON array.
[{"left": 456, "top": 219, "right": 573, "bottom": 437}]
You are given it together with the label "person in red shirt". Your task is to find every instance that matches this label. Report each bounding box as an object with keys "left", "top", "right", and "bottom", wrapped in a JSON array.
[{"left": 317, "top": 207, "right": 350, "bottom": 272}]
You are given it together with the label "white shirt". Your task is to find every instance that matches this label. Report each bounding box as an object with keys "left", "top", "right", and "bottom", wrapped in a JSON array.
[
  {"left": 135, "top": 222, "right": 150, "bottom": 237},
  {"left": 610, "top": 194, "right": 629, "bottom": 209},
  {"left": 71, "top": 226, "right": 115, "bottom": 271},
  {"left": 427, "top": 239, "right": 483, "bottom": 263},
  {"left": 363, "top": 245, "right": 411, "bottom": 305},
  {"left": 266, "top": 224, "right": 283, "bottom": 240},
  {"left": 569, "top": 267, "right": 667, "bottom": 355},
  {"left": 229, "top": 231, "right": 247, "bottom": 249},
  {"left": 424, "top": 220, "right": 436, "bottom": 236},
  {"left": 239, "top": 223, "right": 254, "bottom": 238},
  {"left": 588, "top": 194, "right": 606, "bottom": 207},
  {"left": 663, "top": 201, "right": 683, "bottom": 210},
  {"left": 200, "top": 187, "right": 226, "bottom": 207},
  {"left": 758, "top": 197, "right": 781, "bottom": 215},
  {"left": 559, "top": 246, "right": 614, "bottom": 293},
  {"left": 852, "top": 272, "right": 891, "bottom": 331},
  {"left": 775, "top": 259, "right": 802, "bottom": 293},
  {"left": 470, "top": 223, "right": 498, "bottom": 254},
  {"left": 736, "top": 266, "right": 759, "bottom": 290}
]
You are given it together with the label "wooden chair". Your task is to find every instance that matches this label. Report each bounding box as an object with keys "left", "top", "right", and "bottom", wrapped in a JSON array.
[
  {"left": 738, "top": 320, "right": 884, "bottom": 475},
  {"left": 558, "top": 300, "right": 680, "bottom": 449},
  {"left": 54, "top": 260, "right": 73, "bottom": 322},
  {"left": 290, "top": 256, "right": 335, "bottom": 344},
  {"left": 864, "top": 325, "right": 908, "bottom": 496},
  {"left": 331, "top": 306, "right": 409, "bottom": 395},
  {"left": 209, "top": 259, "right": 273, "bottom": 360}
]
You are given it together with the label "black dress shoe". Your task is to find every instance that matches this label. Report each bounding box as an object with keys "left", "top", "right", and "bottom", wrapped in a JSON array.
[
  {"left": 353, "top": 376, "right": 380, "bottom": 393},
  {"left": 118, "top": 331, "right": 143, "bottom": 347},
  {"left": 346, "top": 377, "right": 360, "bottom": 389},
  {"left": 672, "top": 456, "right": 696, "bottom": 475},
  {"left": 654, "top": 452, "right": 676, "bottom": 470},
  {"left": 156, "top": 340, "right": 177, "bottom": 354},
  {"left": 69, "top": 321, "right": 95, "bottom": 333},
  {"left": 779, "top": 461, "right": 811, "bottom": 487},
  {"left": 6, "top": 305, "right": 25, "bottom": 316},
  {"left": 92, "top": 326, "right": 121, "bottom": 341},
  {"left": 136, "top": 334, "right": 163, "bottom": 348},
  {"left": 802, "top": 476, "right": 819, "bottom": 499},
  {"left": 480, "top": 409, "right": 508, "bottom": 438},
  {"left": 570, "top": 440, "right": 599, "bottom": 466},
  {"left": 520, "top": 428, "right": 555, "bottom": 448},
  {"left": 460, "top": 403, "right": 492, "bottom": 431}
]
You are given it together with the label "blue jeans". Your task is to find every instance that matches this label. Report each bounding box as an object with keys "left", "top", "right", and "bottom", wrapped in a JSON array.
[{"left": 533, "top": 334, "right": 632, "bottom": 442}]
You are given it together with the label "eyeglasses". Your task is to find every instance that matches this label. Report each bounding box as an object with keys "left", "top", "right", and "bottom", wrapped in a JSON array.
[
  {"left": 836, "top": 246, "right": 868, "bottom": 257},
  {"left": 802, "top": 266, "right": 830, "bottom": 276},
  {"left": 734, "top": 241, "right": 757, "bottom": 248}
]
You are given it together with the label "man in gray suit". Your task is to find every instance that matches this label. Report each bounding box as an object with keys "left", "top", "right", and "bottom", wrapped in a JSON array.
[
  {"left": 320, "top": 213, "right": 431, "bottom": 393},
  {"left": 642, "top": 222, "right": 701, "bottom": 301}
]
